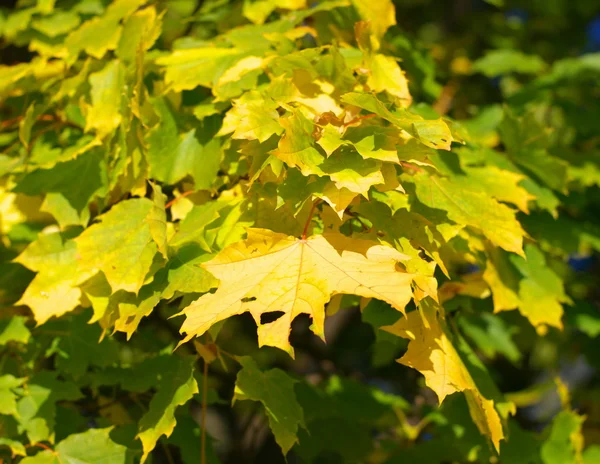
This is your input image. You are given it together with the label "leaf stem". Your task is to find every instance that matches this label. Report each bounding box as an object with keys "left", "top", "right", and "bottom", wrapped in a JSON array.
[
  {"left": 25, "top": 442, "right": 57, "bottom": 456},
  {"left": 201, "top": 354, "right": 208, "bottom": 464},
  {"left": 302, "top": 199, "right": 321, "bottom": 240},
  {"left": 161, "top": 442, "right": 175, "bottom": 464},
  {"left": 399, "top": 161, "right": 424, "bottom": 173},
  {"left": 165, "top": 189, "right": 196, "bottom": 209},
  {"left": 343, "top": 113, "right": 377, "bottom": 127}
]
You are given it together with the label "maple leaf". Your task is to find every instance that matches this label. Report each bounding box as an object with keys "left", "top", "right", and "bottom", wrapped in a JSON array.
[
  {"left": 509, "top": 245, "right": 571, "bottom": 332},
  {"left": 75, "top": 198, "right": 158, "bottom": 294},
  {"left": 180, "top": 229, "right": 436, "bottom": 355},
  {"left": 383, "top": 300, "right": 506, "bottom": 451},
  {"left": 483, "top": 244, "right": 570, "bottom": 332},
  {"left": 84, "top": 60, "right": 124, "bottom": 137},
  {"left": 341, "top": 92, "right": 454, "bottom": 150},
  {"left": 410, "top": 172, "right": 526, "bottom": 256},
  {"left": 19, "top": 428, "right": 130, "bottom": 464},
  {"left": 16, "top": 231, "right": 94, "bottom": 325},
  {"left": 234, "top": 357, "right": 305, "bottom": 454}
]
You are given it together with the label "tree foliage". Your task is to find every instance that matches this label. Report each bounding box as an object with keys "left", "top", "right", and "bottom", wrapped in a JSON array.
[{"left": 1, "top": 0, "right": 600, "bottom": 463}]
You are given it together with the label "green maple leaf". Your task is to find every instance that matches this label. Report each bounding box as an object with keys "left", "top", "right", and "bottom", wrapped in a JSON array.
[
  {"left": 14, "top": 149, "right": 108, "bottom": 226},
  {"left": 0, "top": 375, "right": 26, "bottom": 417},
  {"left": 145, "top": 98, "right": 222, "bottom": 187},
  {"left": 234, "top": 357, "right": 305, "bottom": 454},
  {"left": 509, "top": 245, "right": 571, "bottom": 332},
  {"left": 541, "top": 411, "right": 585, "bottom": 464},
  {"left": 409, "top": 172, "right": 525, "bottom": 256},
  {"left": 0, "top": 316, "right": 31, "bottom": 346},
  {"left": 499, "top": 109, "right": 568, "bottom": 193},
  {"left": 137, "top": 358, "right": 198, "bottom": 463},
  {"left": 16, "top": 371, "right": 83, "bottom": 444},
  {"left": 19, "top": 428, "right": 134, "bottom": 464}
]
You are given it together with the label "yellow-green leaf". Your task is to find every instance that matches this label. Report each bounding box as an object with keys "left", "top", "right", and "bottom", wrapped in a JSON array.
[
  {"left": 411, "top": 173, "right": 525, "bottom": 256},
  {"left": 75, "top": 198, "right": 158, "bottom": 293},
  {"left": 383, "top": 300, "right": 505, "bottom": 451},
  {"left": 16, "top": 232, "right": 93, "bottom": 324},
  {"left": 84, "top": 60, "right": 124, "bottom": 137},
  {"left": 509, "top": 245, "right": 570, "bottom": 332}
]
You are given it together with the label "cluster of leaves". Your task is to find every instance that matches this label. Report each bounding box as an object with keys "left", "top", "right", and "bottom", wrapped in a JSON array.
[{"left": 1, "top": 0, "right": 599, "bottom": 462}]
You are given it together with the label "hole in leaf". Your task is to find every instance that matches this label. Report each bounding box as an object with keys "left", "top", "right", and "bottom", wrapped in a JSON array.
[
  {"left": 418, "top": 250, "right": 434, "bottom": 263},
  {"left": 395, "top": 262, "right": 407, "bottom": 272},
  {"left": 260, "top": 311, "right": 285, "bottom": 324},
  {"left": 241, "top": 296, "right": 257, "bottom": 303}
]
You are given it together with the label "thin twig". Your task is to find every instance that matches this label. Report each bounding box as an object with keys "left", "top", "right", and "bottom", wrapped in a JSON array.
[
  {"left": 162, "top": 442, "right": 176, "bottom": 464},
  {"left": 201, "top": 352, "right": 208, "bottom": 464},
  {"left": 25, "top": 443, "right": 57, "bottom": 455},
  {"left": 346, "top": 210, "right": 371, "bottom": 232},
  {"left": 432, "top": 79, "right": 458, "bottom": 116},
  {"left": 302, "top": 199, "right": 321, "bottom": 239},
  {"left": 165, "top": 190, "right": 196, "bottom": 209},
  {"left": 343, "top": 113, "right": 377, "bottom": 127},
  {"left": 399, "top": 161, "right": 424, "bottom": 173}
]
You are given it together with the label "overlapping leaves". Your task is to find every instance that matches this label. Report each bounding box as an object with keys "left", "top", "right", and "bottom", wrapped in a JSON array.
[{"left": 1, "top": 0, "right": 596, "bottom": 461}]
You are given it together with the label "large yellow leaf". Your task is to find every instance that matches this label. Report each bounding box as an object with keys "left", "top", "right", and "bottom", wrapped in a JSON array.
[
  {"left": 383, "top": 301, "right": 505, "bottom": 451},
  {"left": 180, "top": 229, "right": 436, "bottom": 356}
]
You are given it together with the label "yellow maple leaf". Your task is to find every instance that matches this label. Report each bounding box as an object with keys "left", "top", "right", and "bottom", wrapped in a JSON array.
[
  {"left": 180, "top": 229, "right": 437, "bottom": 356},
  {"left": 383, "top": 300, "right": 505, "bottom": 451}
]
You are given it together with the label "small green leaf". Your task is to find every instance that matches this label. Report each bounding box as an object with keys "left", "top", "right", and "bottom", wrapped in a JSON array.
[
  {"left": 234, "top": 357, "right": 305, "bottom": 454},
  {"left": 0, "top": 375, "right": 26, "bottom": 417},
  {"left": 16, "top": 371, "right": 83, "bottom": 444},
  {"left": 0, "top": 316, "right": 31, "bottom": 346},
  {"left": 541, "top": 411, "right": 585, "bottom": 464},
  {"left": 20, "top": 427, "right": 134, "bottom": 464},
  {"left": 18, "top": 103, "right": 37, "bottom": 149},
  {"left": 0, "top": 438, "right": 27, "bottom": 457},
  {"left": 137, "top": 357, "right": 198, "bottom": 463},
  {"left": 473, "top": 50, "right": 546, "bottom": 77},
  {"left": 509, "top": 245, "right": 570, "bottom": 331},
  {"left": 14, "top": 149, "right": 107, "bottom": 221},
  {"left": 145, "top": 98, "right": 222, "bottom": 187}
]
